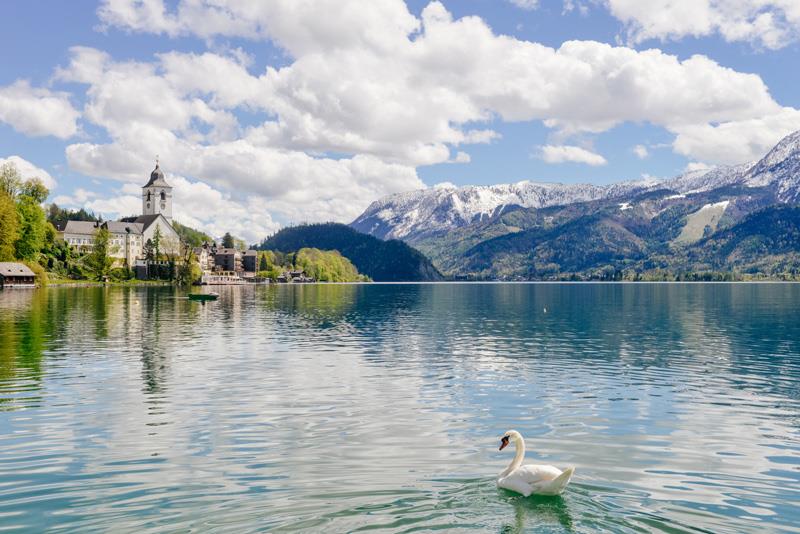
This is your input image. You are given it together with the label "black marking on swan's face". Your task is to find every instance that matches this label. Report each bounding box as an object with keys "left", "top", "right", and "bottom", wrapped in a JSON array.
[{"left": 499, "top": 435, "right": 510, "bottom": 451}]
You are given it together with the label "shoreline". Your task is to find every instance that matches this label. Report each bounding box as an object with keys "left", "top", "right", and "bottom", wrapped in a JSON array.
[
  {"left": 13, "top": 279, "right": 799, "bottom": 289},
  {"left": 44, "top": 280, "right": 174, "bottom": 288}
]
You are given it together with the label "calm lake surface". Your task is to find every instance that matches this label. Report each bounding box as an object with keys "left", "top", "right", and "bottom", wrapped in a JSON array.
[{"left": 1, "top": 283, "right": 799, "bottom": 533}]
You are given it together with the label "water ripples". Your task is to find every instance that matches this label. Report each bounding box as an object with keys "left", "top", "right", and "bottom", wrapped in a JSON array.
[{"left": 0, "top": 284, "right": 799, "bottom": 532}]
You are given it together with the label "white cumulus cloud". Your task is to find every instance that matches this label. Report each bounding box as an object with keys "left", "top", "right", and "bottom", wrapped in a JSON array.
[
  {"left": 538, "top": 145, "right": 608, "bottom": 166},
  {"left": 0, "top": 81, "right": 79, "bottom": 139},
  {"left": 56, "top": 45, "right": 425, "bottom": 227},
  {"left": 671, "top": 107, "right": 800, "bottom": 164},
  {"left": 606, "top": 0, "right": 800, "bottom": 50},
  {"left": 633, "top": 145, "right": 649, "bottom": 159},
  {"left": 91, "top": 0, "right": 797, "bottom": 168},
  {"left": 25, "top": 0, "right": 789, "bottom": 238}
]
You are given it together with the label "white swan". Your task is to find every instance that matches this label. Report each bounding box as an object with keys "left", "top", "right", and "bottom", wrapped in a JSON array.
[{"left": 497, "top": 430, "right": 574, "bottom": 497}]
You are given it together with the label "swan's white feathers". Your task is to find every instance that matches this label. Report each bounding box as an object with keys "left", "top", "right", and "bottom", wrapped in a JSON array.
[
  {"left": 513, "top": 463, "right": 563, "bottom": 482},
  {"left": 498, "top": 465, "right": 574, "bottom": 497},
  {"left": 496, "top": 431, "right": 574, "bottom": 496}
]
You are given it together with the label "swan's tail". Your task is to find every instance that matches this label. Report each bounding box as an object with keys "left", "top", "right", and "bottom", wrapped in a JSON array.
[{"left": 538, "top": 466, "right": 575, "bottom": 496}]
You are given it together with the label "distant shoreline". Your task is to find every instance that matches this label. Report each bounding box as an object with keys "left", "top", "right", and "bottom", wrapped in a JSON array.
[
  {"left": 18, "top": 279, "right": 799, "bottom": 289},
  {"left": 44, "top": 280, "right": 172, "bottom": 288}
]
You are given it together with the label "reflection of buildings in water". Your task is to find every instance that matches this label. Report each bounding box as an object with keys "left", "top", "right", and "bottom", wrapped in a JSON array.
[
  {"left": 214, "top": 284, "right": 247, "bottom": 326},
  {"left": 140, "top": 346, "right": 169, "bottom": 396},
  {"left": 137, "top": 287, "right": 183, "bottom": 397}
]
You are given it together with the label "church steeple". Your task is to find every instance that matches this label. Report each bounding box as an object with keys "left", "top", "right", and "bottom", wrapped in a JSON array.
[{"left": 142, "top": 158, "right": 173, "bottom": 224}]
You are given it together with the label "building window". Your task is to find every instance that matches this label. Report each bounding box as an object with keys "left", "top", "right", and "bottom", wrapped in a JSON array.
[{"left": 160, "top": 191, "right": 166, "bottom": 201}]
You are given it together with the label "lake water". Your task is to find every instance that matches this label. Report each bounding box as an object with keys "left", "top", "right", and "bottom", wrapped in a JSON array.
[{"left": 0, "top": 283, "right": 799, "bottom": 533}]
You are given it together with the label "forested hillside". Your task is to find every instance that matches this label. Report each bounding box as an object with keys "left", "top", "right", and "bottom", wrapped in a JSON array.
[{"left": 257, "top": 223, "right": 442, "bottom": 281}]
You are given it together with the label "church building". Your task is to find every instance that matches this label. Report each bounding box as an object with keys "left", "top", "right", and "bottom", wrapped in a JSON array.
[
  {"left": 58, "top": 163, "right": 180, "bottom": 266},
  {"left": 136, "top": 162, "right": 179, "bottom": 252}
]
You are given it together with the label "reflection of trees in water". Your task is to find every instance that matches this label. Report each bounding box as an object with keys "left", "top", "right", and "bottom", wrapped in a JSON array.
[
  {"left": 91, "top": 286, "right": 109, "bottom": 339},
  {"left": 0, "top": 290, "right": 49, "bottom": 409},
  {"left": 3, "top": 283, "right": 798, "bottom": 410}
]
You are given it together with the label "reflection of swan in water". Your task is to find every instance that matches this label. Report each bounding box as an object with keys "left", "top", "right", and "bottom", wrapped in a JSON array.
[
  {"left": 500, "top": 492, "right": 575, "bottom": 534},
  {"left": 497, "top": 430, "right": 574, "bottom": 496}
]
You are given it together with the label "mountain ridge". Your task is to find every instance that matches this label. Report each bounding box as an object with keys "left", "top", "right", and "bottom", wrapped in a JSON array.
[
  {"left": 350, "top": 129, "right": 800, "bottom": 280},
  {"left": 351, "top": 130, "right": 800, "bottom": 244}
]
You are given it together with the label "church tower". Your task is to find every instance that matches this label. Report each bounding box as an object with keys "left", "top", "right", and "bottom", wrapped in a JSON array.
[{"left": 142, "top": 160, "right": 173, "bottom": 224}]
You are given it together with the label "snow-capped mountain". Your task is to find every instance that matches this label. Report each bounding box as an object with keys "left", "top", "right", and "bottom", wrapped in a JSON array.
[
  {"left": 745, "top": 129, "right": 800, "bottom": 202},
  {"left": 351, "top": 130, "right": 800, "bottom": 242},
  {"left": 663, "top": 162, "right": 753, "bottom": 194},
  {"left": 351, "top": 180, "right": 654, "bottom": 241}
]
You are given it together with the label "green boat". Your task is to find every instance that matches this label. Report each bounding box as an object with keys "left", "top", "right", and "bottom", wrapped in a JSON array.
[{"left": 189, "top": 292, "right": 219, "bottom": 302}]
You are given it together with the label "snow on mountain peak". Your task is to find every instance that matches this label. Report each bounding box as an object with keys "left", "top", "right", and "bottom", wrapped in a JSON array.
[
  {"left": 351, "top": 130, "right": 800, "bottom": 241},
  {"left": 352, "top": 180, "right": 646, "bottom": 240}
]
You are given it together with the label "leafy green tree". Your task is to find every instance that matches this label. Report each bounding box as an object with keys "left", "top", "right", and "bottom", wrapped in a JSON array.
[
  {"left": 175, "top": 243, "right": 201, "bottom": 286},
  {"left": 259, "top": 254, "right": 269, "bottom": 271},
  {"left": 14, "top": 195, "right": 47, "bottom": 261},
  {"left": 0, "top": 191, "right": 19, "bottom": 260},
  {"left": 294, "top": 248, "right": 369, "bottom": 282},
  {"left": 222, "top": 232, "right": 235, "bottom": 249},
  {"left": 41, "top": 223, "right": 71, "bottom": 275},
  {"left": 0, "top": 163, "right": 22, "bottom": 198},
  {"left": 173, "top": 221, "right": 212, "bottom": 247},
  {"left": 12, "top": 176, "right": 50, "bottom": 261},
  {"left": 84, "top": 226, "right": 117, "bottom": 280},
  {"left": 20, "top": 178, "right": 49, "bottom": 204}
]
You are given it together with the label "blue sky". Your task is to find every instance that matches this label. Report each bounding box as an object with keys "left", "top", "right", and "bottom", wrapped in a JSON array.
[{"left": 0, "top": 0, "right": 798, "bottom": 241}]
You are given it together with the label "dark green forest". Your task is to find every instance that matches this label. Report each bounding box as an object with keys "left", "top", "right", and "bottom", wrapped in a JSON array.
[{"left": 257, "top": 223, "right": 443, "bottom": 282}]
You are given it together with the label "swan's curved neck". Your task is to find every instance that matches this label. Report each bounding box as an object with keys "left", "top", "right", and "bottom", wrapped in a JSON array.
[{"left": 500, "top": 435, "right": 525, "bottom": 478}]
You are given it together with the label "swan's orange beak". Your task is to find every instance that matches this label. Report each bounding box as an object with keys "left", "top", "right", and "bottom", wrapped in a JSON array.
[{"left": 499, "top": 436, "right": 509, "bottom": 451}]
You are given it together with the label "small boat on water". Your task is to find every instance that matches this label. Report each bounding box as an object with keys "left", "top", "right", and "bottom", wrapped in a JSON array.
[{"left": 189, "top": 292, "right": 219, "bottom": 302}]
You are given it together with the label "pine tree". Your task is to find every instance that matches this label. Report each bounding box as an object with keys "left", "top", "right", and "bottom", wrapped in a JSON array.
[
  {"left": 143, "top": 239, "right": 155, "bottom": 262},
  {"left": 153, "top": 226, "right": 162, "bottom": 260}
]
